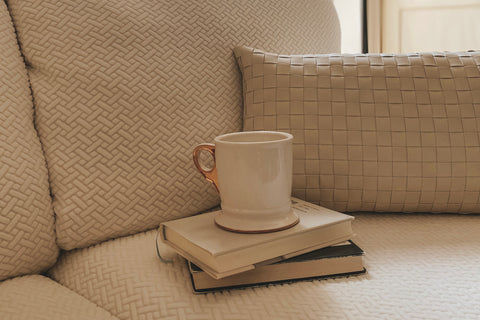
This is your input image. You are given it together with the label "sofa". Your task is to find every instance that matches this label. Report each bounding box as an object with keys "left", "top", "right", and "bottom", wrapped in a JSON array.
[{"left": 0, "top": 0, "right": 479, "bottom": 319}]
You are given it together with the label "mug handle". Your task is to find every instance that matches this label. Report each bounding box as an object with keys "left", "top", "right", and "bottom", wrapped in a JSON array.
[{"left": 193, "top": 144, "right": 220, "bottom": 193}]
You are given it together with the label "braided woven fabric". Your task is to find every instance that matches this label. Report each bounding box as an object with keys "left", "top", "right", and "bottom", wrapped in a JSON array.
[
  {"left": 235, "top": 46, "right": 480, "bottom": 213},
  {"left": 7, "top": 0, "right": 340, "bottom": 249},
  {"left": 0, "top": 1, "right": 57, "bottom": 280},
  {"left": 0, "top": 275, "right": 119, "bottom": 319},
  {"left": 49, "top": 214, "right": 480, "bottom": 319}
]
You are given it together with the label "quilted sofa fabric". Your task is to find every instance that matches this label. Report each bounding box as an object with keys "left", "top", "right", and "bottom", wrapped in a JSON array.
[
  {"left": 235, "top": 46, "right": 480, "bottom": 213},
  {"left": 0, "top": 275, "right": 119, "bottom": 319},
  {"left": 7, "top": 0, "right": 340, "bottom": 250},
  {"left": 0, "top": 0, "right": 58, "bottom": 280},
  {"left": 49, "top": 213, "right": 480, "bottom": 320}
]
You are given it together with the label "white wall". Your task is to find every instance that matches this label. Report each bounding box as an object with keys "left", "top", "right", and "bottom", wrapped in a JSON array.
[{"left": 333, "top": 0, "right": 363, "bottom": 53}]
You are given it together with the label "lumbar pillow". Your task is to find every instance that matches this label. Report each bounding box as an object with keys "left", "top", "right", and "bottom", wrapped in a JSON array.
[
  {"left": 8, "top": 0, "right": 340, "bottom": 249},
  {"left": 235, "top": 46, "right": 480, "bottom": 213},
  {"left": 0, "top": 1, "right": 58, "bottom": 280}
]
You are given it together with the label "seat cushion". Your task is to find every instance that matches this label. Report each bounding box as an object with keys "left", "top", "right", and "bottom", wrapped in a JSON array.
[
  {"left": 235, "top": 46, "right": 480, "bottom": 213},
  {"left": 0, "top": 0, "right": 58, "bottom": 280},
  {"left": 49, "top": 214, "right": 480, "bottom": 320},
  {"left": 0, "top": 275, "right": 118, "bottom": 319},
  {"left": 7, "top": 0, "right": 340, "bottom": 250}
]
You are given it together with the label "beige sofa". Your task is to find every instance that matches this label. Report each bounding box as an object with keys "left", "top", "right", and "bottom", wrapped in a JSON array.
[{"left": 0, "top": 0, "right": 479, "bottom": 319}]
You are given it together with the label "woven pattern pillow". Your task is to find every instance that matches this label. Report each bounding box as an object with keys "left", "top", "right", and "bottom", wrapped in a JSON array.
[
  {"left": 8, "top": 0, "right": 340, "bottom": 249},
  {"left": 0, "top": 1, "right": 58, "bottom": 280},
  {"left": 235, "top": 46, "right": 480, "bottom": 213}
]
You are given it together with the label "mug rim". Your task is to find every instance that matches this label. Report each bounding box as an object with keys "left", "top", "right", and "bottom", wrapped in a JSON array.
[{"left": 215, "top": 131, "right": 292, "bottom": 145}]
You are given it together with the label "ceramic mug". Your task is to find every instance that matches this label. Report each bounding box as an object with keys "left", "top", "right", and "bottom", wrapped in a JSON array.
[{"left": 193, "top": 131, "right": 299, "bottom": 233}]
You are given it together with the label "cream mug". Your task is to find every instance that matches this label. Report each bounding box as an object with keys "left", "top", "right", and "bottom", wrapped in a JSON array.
[{"left": 193, "top": 131, "right": 299, "bottom": 233}]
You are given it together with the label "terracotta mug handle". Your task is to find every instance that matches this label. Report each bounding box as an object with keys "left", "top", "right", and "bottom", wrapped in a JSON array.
[{"left": 193, "top": 144, "right": 220, "bottom": 193}]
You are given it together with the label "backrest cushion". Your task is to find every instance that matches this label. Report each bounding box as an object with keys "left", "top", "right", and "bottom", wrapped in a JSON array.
[
  {"left": 7, "top": 0, "right": 340, "bottom": 249},
  {"left": 0, "top": 1, "right": 58, "bottom": 280},
  {"left": 235, "top": 46, "right": 480, "bottom": 213}
]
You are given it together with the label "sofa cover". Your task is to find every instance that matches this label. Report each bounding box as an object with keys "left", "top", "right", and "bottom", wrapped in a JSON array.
[
  {"left": 1, "top": 0, "right": 480, "bottom": 319},
  {"left": 49, "top": 213, "right": 480, "bottom": 319},
  {"left": 7, "top": 0, "right": 340, "bottom": 250},
  {"left": 0, "top": 275, "right": 118, "bottom": 319},
  {"left": 0, "top": 0, "right": 58, "bottom": 281}
]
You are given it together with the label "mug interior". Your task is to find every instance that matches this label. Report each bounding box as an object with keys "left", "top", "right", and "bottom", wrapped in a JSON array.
[{"left": 216, "top": 131, "right": 292, "bottom": 144}]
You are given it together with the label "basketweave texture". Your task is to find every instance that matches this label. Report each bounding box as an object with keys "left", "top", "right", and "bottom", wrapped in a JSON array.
[
  {"left": 7, "top": 0, "right": 340, "bottom": 250},
  {"left": 0, "top": 275, "right": 119, "bottom": 319},
  {"left": 49, "top": 214, "right": 480, "bottom": 320},
  {"left": 235, "top": 46, "right": 480, "bottom": 213},
  {"left": 0, "top": 1, "right": 58, "bottom": 281}
]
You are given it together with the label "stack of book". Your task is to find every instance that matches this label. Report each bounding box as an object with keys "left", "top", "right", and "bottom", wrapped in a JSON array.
[{"left": 160, "top": 198, "right": 365, "bottom": 293}]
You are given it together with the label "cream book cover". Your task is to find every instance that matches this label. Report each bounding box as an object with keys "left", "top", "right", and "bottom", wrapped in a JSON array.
[{"left": 160, "top": 198, "right": 354, "bottom": 279}]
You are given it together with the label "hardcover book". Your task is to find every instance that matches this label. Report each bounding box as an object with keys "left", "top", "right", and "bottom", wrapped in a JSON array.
[
  {"left": 189, "top": 241, "right": 365, "bottom": 292},
  {"left": 160, "top": 198, "right": 354, "bottom": 279}
]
